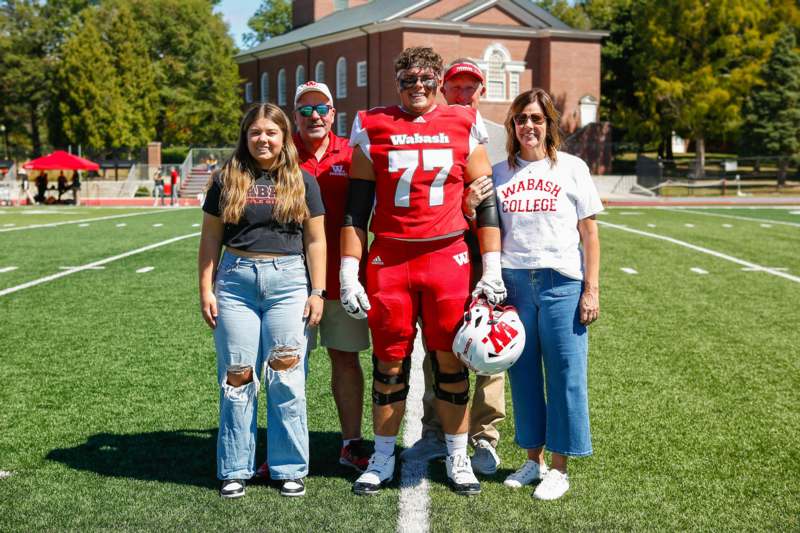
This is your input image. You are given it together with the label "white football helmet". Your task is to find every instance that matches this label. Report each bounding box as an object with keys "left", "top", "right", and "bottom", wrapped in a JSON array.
[{"left": 452, "top": 297, "right": 526, "bottom": 376}]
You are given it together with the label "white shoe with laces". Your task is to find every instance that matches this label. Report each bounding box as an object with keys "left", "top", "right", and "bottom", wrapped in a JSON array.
[
  {"left": 445, "top": 453, "right": 481, "bottom": 495},
  {"left": 533, "top": 468, "right": 569, "bottom": 500},
  {"left": 504, "top": 460, "right": 548, "bottom": 488},
  {"left": 471, "top": 439, "right": 501, "bottom": 475},
  {"left": 353, "top": 452, "right": 395, "bottom": 495}
]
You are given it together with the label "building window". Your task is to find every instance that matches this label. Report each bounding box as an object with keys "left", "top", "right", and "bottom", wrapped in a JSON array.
[
  {"left": 244, "top": 82, "right": 253, "bottom": 103},
  {"left": 357, "top": 61, "right": 367, "bottom": 87},
  {"left": 315, "top": 61, "right": 325, "bottom": 83},
  {"left": 509, "top": 71, "right": 520, "bottom": 100},
  {"left": 336, "top": 57, "right": 347, "bottom": 98},
  {"left": 296, "top": 65, "right": 306, "bottom": 87},
  {"left": 336, "top": 112, "right": 348, "bottom": 137},
  {"left": 277, "top": 69, "right": 287, "bottom": 105},
  {"left": 486, "top": 50, "right": 506, "bottom": 101},
  {"left": 334, "top": 0, "right": 348, "bottom": 10},
  {"left": 260, "top": 73, "right": 269, "bottom": 102}
]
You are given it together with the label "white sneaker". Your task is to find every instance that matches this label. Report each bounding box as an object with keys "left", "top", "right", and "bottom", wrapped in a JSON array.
[
  {"left": 445, "top": 453, "right": 481, "bottom": 495},
  {"left": 471, "top": 439, "right": 501, "bottom": 475},
  {"left": 400, "top": 432, "right": 447, "bottom": 463},
  {"left": 504, "top": 460, "right": 548, "bottom": 488},
  {"left": 533, "top": 468, "right": 569, "bottom": 500},
  {"left": 353, "top": 452, "right": 395, "bottom": 495}
]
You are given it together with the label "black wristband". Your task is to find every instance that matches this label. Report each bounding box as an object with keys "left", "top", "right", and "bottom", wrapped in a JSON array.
[
  {"left": 343, "top": 178, "right": 375, "bottom": 231},
  {"left": 475, "top": 192, "right": 500, "bottom": 228}
]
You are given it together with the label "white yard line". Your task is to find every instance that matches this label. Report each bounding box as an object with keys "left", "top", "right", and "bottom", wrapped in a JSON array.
[
  {"left": 397, "top": 328, "right": 430, "bottom": 533},
  {"left": 690, "top": 267, "right": 709, "bottom": 275},
  {"left": 0, "top": 267, "right": 18, "bottom": 273},
  {"left": 0, "top": 470, "right": 12, "bottom": 479},
  {"left": 0, "top": 232, "right": 200, "bottom": 297},
  {"left": 662, "top": 207, "right": 800, "bottom": 228},
  {"left": 599, "top": 221, "right": 800, "bottom": 284},
  {"left": 0, "top": 209, "right": 188, "bottom": 233}
]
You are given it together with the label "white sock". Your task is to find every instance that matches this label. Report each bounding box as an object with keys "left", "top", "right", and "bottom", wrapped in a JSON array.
[
  {"left": 374, "top": 434, "right": 397, "bottom": 457},
  {"left": 445, "top": 432, "right": 468, "bottom": 456}
]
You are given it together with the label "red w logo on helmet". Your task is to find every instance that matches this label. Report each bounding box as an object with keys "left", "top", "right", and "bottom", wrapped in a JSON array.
[{"left": 481, "top": 319, "right": 519, "bottom": 354}]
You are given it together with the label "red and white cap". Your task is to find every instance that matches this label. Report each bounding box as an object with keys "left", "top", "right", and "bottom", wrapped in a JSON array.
[
  {"left": 294, "top": 81, "right": 333, "bottom": 106},
  {"left": 443, "top": 62, "right": 484, "bottom": 84}
]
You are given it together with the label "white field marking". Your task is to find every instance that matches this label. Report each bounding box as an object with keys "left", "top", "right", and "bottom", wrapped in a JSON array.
[
  {"left": 0, "top": 267, "right": 18, "bottom": 273},
  {"left": 152, "top": 223, "right": 163, "bottom": 227},
  {"left": 0, "top": 232, "right": 200, "bottom": 297},
  {"left": 59, "top": 266, "right": 105, "bottom": 270},
  {"left": 620, "top": 267, "right": 638, "bottom": 275},
  {"left": 663, "top": 207, "right": 800, "bottom": 228},
  {"left": 790, "top": 211, "right": 800, "bottom": 215},
  {"left": 684, "top": 223, "right": 695, "bottom": 228},
  {"left": 192, "top": 223, "right": 200, "bottom": 227},
  {"left": 722, "top": 224, "right": 733, "bottom": 228},
  {"left": 690, "top": 267, "right": 709, "bottom": 275},
  {"left": 136, "top": 266, "right": 155, "bottom": 274},
  {"left": 599, "top": 221, "right": 800, "bottom": 284},
  {"left": 0, "top": 470, "right": 12, "bottom": 479},
  {"left": 78, "top": 223, "right": 90, "bottom": 227},
  {"left": 3, "top": 223, "right": 15, "bottom": 227},
  {"left": 647, "top": 223, "right": 657, "bottom": 228},
  {"left": 760, "top": 223, "right": 773, "bottom": 228},
  {"left": 0, "top": 210, "right": 169, "bottom": 233},
  {"left": 116, "top": 223, "right": 127, "bottom": 227},
  {"left": 397, "top": 327, "right": 430, "bottom": 533},
  {"left": 742, "top": 266, "right": 789, "bottom": 272}
]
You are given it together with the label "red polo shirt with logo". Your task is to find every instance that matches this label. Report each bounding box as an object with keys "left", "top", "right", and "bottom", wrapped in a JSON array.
[{"left": 294, "top": 131, "right": 362, "bottom": 299}]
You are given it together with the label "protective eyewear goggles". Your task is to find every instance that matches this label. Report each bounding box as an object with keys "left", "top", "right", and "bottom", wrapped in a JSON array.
[
  {"left": 397, "top": 75, "right": 438, "bottom": 91},
  {"left": 296, "top": 104, "right": 332, "bottom": 117},
  {"left": 513, "top": 113, "right": 546, "bottom": 126}
]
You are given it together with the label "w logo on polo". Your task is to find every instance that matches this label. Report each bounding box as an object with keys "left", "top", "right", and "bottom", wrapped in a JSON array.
[
  {"left": 452, "top": 252, "right": 469, "bottom": 266},
  {"left": 330, "top": 164, "right": 346, "bottom": 176}
]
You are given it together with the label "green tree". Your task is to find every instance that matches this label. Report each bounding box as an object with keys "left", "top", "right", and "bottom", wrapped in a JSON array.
[
  {"left": 740, "top": 28, "right": 800, "bottom": 186},
  {"left": 242, "top": 0, "right": 292, "bottom": 48}
]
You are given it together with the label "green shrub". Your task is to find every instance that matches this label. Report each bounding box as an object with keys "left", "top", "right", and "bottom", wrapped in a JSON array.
[
  {"left": 134, "top": 186, "right": 151, "bottom": 197},
  {"left": 161, "top": 146, "right": 190, "bottom": 164}
]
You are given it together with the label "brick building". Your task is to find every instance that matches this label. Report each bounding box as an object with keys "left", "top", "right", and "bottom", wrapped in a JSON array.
[{"left": 235, "top": 0, "right": 605, "bottom": 135}]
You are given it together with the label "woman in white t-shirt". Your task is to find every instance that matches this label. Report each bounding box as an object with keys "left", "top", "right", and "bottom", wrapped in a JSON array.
[{"left": 494, "top": 88, "right": 603, "bottom": 500}]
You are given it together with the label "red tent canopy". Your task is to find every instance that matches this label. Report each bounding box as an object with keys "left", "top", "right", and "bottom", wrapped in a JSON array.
[{"left": 23, "top": 150, "right": 99, "bottom": 171}]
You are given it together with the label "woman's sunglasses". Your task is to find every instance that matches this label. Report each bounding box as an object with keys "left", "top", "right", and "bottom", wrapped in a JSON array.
[
  {"left": 296, "top": 104, "right": 332, "bottom": 117},
  {"left": 513, "top": 113, "right": 546, "bottom": 126}
]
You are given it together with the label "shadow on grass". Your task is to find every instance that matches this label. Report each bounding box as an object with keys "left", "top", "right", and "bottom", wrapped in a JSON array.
[{"left": 46, "top": 429, "right": 365, "bottom": 489}]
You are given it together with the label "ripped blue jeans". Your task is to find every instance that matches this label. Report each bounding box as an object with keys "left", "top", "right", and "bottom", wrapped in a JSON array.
[{"left": 214, "top": 251, "right": 310, "bottom": 481}]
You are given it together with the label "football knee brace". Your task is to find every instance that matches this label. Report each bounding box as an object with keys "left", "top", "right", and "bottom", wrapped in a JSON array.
[
  {"left": 431, "top": 354, "right": 470, "bottom": 405},
  {"left": 371, "top": 355, "right": 411, "bottom": 405}
]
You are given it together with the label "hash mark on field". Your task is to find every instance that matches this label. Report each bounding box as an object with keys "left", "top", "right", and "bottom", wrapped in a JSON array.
[
  {"left": 664, "top": 207, "right": 800, "bottom": 228},
  {"left": 690, "top": 267, "right": 709, "bottom": 275},
  {"left": 0, "top": 266, "right": 18, "bottom": 273},
  {"left": 760, "top": 223, "right": 773, "bottom": 228},
  {"left": 684, "top": 223, "right": 695, "bottom": 228},
  {"left": 116, "top": 223, "right": 126, "bottom": 227},
  {"left": 192, "top": 223, "right": 200, "bottom": 227},
  {"left": 78, "top": 223, "right": 90, "bottom": 227},
  {"left": 647, "top": 223, "right": 656, "bottom": 228},
  {"left": 621, "top": 267, "right": 638, "bottom": 275},
  {"left": 790, "top": 210, "right": 800, "bottom": 215},
  {"left": 3, "top": 223, "right": 15, "bottom": 227},
  {"left": 136, "top": 266, "right": 155, "bottom": 274},
  {"left": 722, "top": 224, "right": 733, "bottom": 228},
  {"left": 152, "top": 223, "right": 163, "bottom": 227},
  {"left": 0, "top": 470, "right": 12, "bottom": 479}
]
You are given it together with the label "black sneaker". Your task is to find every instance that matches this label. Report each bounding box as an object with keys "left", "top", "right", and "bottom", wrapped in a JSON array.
[
  {"left": 280, "top": 478, "right": 306, "bottom": 497},
  {"left": 220, "top": 479, "right": 246, "bottom": 499}
]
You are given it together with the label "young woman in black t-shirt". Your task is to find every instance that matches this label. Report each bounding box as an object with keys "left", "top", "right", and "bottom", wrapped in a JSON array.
[{"left": 198, "top": 103, "right": 326, "bottom": 499}]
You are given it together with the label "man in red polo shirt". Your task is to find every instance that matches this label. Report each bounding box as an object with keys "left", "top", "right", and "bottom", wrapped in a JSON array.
[{"left": 256, "top": 81, "right": 371, "bottom": 476}]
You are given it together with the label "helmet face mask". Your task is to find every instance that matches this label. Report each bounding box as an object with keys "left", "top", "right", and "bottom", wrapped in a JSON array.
[{"left": 453, "top": 297, "right": 526, "bottom": 375}]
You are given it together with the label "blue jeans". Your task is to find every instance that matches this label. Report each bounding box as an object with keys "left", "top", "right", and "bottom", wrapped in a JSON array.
[
  {"left": 503, "top": 268, "right": 592, "bottom": 457},
  {"left": 214, "top": 251, "right": 311, "bottom": 480}
]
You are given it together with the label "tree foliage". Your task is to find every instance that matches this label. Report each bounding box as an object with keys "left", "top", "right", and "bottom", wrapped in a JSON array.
[{"left": 242, "top": 0, "right": 292, "bottom": 49}]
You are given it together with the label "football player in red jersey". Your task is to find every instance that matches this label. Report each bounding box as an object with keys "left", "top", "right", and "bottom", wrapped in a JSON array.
[{"left": 339, "top": 47, "right": 506, "bottom": 496}]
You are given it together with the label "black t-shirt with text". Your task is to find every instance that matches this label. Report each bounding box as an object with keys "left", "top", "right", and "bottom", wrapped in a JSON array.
[{"left": 202, "top": 170, "right": 325, "bottom": 254}]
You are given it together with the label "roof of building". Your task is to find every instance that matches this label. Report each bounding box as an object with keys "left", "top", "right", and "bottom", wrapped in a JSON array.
[{"left": 235, "top": 0, "right": 598, "bottom": 61}]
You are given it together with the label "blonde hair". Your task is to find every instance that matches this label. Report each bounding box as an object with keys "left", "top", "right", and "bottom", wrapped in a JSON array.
[
  {"left": 216, "top": 103, "right": 308, "bottom": 224},
  {"left": 505, "top": 88, "right": 562, "bottom": 169}
]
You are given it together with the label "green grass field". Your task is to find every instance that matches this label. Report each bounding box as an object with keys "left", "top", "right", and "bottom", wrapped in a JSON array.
[{"left": 1, "top": 205, "right": 798, "bottom": 531}]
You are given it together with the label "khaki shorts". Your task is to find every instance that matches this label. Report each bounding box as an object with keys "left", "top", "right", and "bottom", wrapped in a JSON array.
[{"left": 319, "top": 299, "right": 371, "bottom": 353}]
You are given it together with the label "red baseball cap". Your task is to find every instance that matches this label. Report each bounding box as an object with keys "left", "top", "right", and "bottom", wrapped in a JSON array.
[{"left": 443, "top": 62, "right": 484, "bottom": 84}]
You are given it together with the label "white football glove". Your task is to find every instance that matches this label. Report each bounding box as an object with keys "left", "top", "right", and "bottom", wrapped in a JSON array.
[
  {"left": 472, "top": 251, "right": 507, "bottom": 305},
  {"left": 339, "top": 256, "right": 370, "bottom": 319}
]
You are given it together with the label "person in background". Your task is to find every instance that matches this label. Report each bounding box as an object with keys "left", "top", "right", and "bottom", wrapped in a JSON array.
[
  {"left": 170, "top": 166, "right": 180, "bottom": 206},
  {"left": 153, "top": 169, "right": 165, "bottom": 206},
  {"left": 35, "top": 171, "right": 47, "bottom": 204},
  {"left": 494, "top": 88, "right": 602, "bottom": 500},
  {"left": 57, "top": 171, "right": 68, "bottom": 202},
  {"left": 198, "top": 103, "right": 326, "bottom": 499},
  {"left": 401, "top": 58, "right": 504, "bottom": 477},
  {"left": 70, "top": 171, "right": 81, "bottom": 206}
]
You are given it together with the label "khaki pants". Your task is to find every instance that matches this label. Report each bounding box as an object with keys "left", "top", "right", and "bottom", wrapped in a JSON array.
[{"left": 420, "top": 351, "right": 506, "bottom": 447}]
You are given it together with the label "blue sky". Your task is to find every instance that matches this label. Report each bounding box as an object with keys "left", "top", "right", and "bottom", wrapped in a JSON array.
[{"left": 215, "top": 0, "right": 259, "bottom": 49}]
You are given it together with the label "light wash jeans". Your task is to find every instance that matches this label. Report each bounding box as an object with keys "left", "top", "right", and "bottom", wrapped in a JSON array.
[
  {"left": 503, "top": 267, "right": 593, "bottom": 457},
  {"left": 214, "top": 251, "right": 311, "bottom": 480}
]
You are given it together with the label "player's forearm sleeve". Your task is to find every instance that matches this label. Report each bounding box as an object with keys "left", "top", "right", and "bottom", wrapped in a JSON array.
[
  {"left": 343, "top": 178, "right": 375, "bottom": 231},
  {"left": 475, "top": 192, "right": 500, "bottom": 228}
]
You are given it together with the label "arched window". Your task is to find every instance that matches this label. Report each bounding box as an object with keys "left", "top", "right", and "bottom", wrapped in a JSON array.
[
  {"left": 486, "top": 49, "right": 506, "bottom": 101},
  {"left": 260, "top": 72, "right": 269, "bottom": 102},
  {"left": 277, "top": 68, "right": 287, "bottom": 105},
  {"left": 336, "top": 57, "right": 347, "bottom": 98},
  {"left": 296, "top": 65, "right": 306, "bottom": 87},
  {"left": 315, "top": 61, "right": 325, "bottom": 83}
]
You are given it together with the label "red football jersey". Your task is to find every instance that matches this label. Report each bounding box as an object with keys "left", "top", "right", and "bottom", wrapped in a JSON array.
[{"left": 350, "top": 104, "right": 488, "bottom": 240}]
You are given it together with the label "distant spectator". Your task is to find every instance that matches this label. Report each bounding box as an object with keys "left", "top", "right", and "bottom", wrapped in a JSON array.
[
  {"left": 20, "top": 170, "right": 36, "bottom": 206},
  {"left": 57, "top": 171, "right": 68, "bottom": 201},
  {"left": 35, "top": 172, "right": 47, "bottom": 204},
  {"left": 170, "top": 166, "right": 179, "bottom": 206},
  {"left": 71, "top": 171, "right": 81, "bottom": 206},
  {"left": 153, "top": 169, "right": 165, "bottom": 206}
]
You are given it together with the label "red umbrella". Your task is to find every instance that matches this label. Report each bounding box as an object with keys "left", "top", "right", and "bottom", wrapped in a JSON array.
[{"left": 23, "top": 150, "right": 99, "bottom": 171}]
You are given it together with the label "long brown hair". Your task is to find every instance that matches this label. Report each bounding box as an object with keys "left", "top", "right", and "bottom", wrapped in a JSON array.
[
  {"left": 216, "top": 103, "right": 308, "bottom": 224},
  {"left": 505, "top": 88, "right": 562, "bottom": 169}
]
